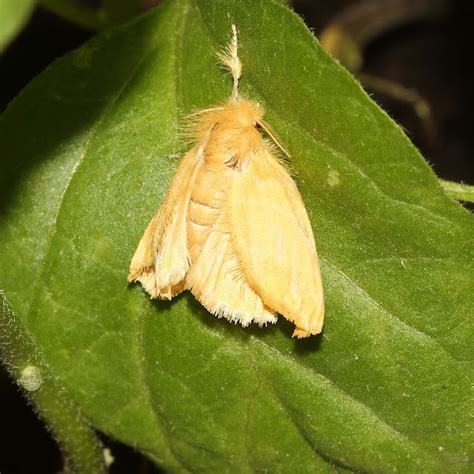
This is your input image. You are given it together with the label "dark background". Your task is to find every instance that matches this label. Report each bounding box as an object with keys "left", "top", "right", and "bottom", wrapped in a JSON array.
[{"left": 1, "top": 1, "right": 472, "bottom": 472}]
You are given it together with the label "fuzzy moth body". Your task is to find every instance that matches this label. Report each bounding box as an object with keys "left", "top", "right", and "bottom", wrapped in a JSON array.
[{"left": 128, "top": 25, "right": 324, "bottom": 337}]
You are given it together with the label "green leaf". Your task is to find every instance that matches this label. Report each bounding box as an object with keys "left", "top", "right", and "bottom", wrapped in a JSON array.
[
  {"left": 0, "top": 0, "right": 472, "bottom": 472},
  {"left": 0, "top": 0, "right": 36, "bottom": 52}
]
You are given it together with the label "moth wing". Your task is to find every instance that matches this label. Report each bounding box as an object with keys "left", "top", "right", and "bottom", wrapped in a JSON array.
[
  {"left": 228, "top": 149, "right": 324, "bottom": 337},
  {"left": 185, "top": 219, "right": 277, "bottom": 327},
  {"left": 128, "top": 146, "right": 203, "bottom": 299}
]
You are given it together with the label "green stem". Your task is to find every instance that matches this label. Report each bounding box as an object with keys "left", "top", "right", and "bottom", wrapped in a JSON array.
[
  {"left": 0, "top": 292, "right": 107, "bottom": 474},
  {"left": 439, "top": 179, "right": 474, "bottom": 203},
  {"left": 38, "top": 0, "right": 105, "bottom": 31}
]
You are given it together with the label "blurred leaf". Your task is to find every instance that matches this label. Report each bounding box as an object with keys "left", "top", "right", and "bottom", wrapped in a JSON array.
[
  {"left": 0, "top": 0, "right": 472, "bottom": 472},
  {"left": 102, "top": 0, "right": 140, "bottom": 26},
  {"left": 39, "top": 0, "right": 104, "bottom": 31},
  {"left": 0, "top": 0, "right": 35, "bottom": 52}
]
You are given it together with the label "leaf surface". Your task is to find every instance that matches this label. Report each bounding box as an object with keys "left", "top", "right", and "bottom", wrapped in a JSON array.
[{"left": 0, "top": 0, "right": 472, "bottom": 471}]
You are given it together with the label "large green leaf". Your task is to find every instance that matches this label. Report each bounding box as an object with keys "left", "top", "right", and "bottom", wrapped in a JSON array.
[
  {"left": 0, "top": 0, "right": 472, "bottom": 471},
  {"left": 0, "top": 0, "right": 35, "bottom": 52}
]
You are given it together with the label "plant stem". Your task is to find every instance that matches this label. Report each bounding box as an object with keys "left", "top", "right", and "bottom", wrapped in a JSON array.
[
  {"left": 439, "top": 179, "right": 474, "bottom": 203},
  {"left": 38, "top": 0, "right": 105, "bottom": 31},
  {"left": 0, "top": 292, "right": 107, "bottom": 474}
]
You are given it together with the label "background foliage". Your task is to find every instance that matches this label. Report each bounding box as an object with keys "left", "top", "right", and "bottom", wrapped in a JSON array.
[
  {"left": 0, "top": 0, "right": 35, "bottom": 52},
  {"left": 0, "top": 0, "right": 472, "bottom": 472}
]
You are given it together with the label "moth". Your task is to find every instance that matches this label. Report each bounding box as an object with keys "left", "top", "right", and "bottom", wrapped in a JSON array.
[{"left": 128, "top": 25, "right": 324, "bottom": 337}]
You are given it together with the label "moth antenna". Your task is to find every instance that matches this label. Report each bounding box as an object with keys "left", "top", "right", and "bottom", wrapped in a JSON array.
[
  {"left": 257, "top": 120, "right": 292, "bottom": 159},
  {"left": 185, "top": 107, "right": 225, "bottom": 118},
  {"left": 218, "top": 24, "right": 242, "bottom": 101}
]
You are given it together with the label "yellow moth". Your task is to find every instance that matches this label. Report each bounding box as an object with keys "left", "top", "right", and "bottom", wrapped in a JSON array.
[{"left": 128, "top": 25, "right": 324, "bottom": 337}]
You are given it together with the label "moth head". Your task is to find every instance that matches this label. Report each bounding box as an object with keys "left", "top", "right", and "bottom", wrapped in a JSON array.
[{"left": 222, "top": 99, "right": 264, "bottom": 130}]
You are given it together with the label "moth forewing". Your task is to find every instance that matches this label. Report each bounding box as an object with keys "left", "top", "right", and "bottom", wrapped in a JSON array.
[
  {"left": 228, "top": 148, "right": 324, "bottom": 338},
  {"left": 128, "top": 145, "right": 203, "bottom": 298}
]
